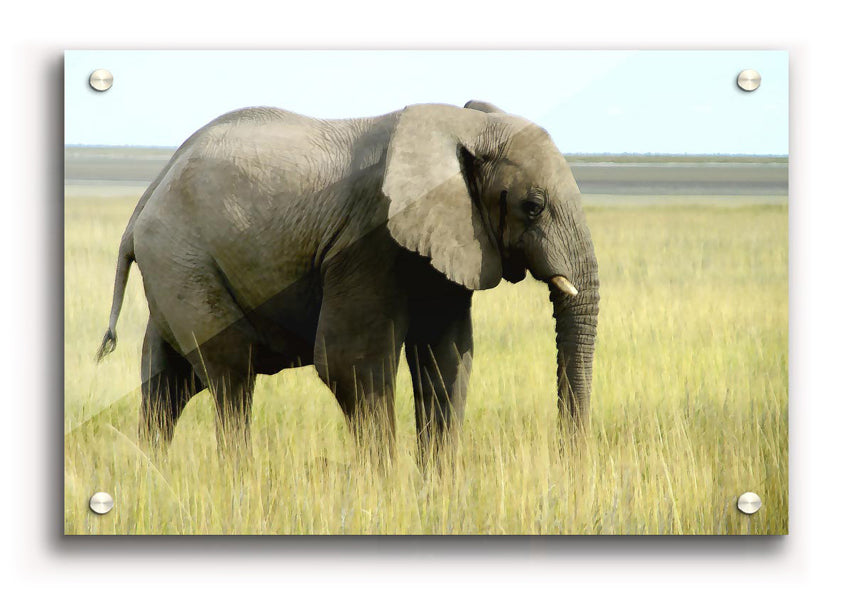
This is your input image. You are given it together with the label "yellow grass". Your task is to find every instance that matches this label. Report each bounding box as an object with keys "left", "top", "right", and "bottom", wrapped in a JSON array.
[{"left": 64, "top": 190, "right": 787, "bottom": 534}]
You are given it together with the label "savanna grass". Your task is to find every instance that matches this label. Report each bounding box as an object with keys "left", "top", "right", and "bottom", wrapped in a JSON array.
[{"left": 64, "top": 190, "right": 787, "bottom": 534}]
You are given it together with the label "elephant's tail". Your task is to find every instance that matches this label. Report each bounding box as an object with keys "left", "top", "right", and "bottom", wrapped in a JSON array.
[{"left": 96, "top": 231, "right": 135, "bottom": 362}]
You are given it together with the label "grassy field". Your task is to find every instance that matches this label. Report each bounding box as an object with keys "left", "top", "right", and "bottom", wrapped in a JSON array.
[{"left": 64, "top": 190, "right": 787, "bottom": 535}]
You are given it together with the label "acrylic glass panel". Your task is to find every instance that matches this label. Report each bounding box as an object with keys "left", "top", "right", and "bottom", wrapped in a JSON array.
[{"left": 64, "top": 51, "right": 788, "bottom": 534}]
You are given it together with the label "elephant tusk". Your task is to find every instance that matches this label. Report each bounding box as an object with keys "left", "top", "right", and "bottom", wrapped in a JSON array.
[{"left": 550, "top": 275, "right": 579, "bottom": 297}]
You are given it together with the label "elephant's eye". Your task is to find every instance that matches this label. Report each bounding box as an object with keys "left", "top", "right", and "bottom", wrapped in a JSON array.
[{"left": 522, "top": 198, "right": 545, "bottom": 219}]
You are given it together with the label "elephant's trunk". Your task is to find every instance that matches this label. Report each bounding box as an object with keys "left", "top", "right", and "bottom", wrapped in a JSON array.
[{"left": 551, "top": 270, "right": 599, "bottom": 434}]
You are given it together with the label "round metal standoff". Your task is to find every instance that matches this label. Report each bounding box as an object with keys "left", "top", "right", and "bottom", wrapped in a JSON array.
[
  {"left": 89, "top": 491, "right": 114, "bottom": 515},
  {"left": 737, "top": 69, "right": 761, "bottom": 92},
  {"left": 737, "top": 491, "right": 762, "bottom": 515},
  {"left": 89, "top": 69, "right": 114, "bottom": 92}
]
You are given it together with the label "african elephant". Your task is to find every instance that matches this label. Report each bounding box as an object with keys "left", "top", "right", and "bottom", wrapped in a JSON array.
[{"left": 97, "top": 100, "right": 599, "bottom": 462}]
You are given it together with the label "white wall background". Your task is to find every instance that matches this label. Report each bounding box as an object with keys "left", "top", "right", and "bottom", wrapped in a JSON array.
[{"left": 3, "top": 0, "right": 844, "bottom": 597}]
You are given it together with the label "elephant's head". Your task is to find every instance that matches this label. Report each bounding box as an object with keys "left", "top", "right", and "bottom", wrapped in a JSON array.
[{"left": 382, "top": 101, "right": 599, "bottom": 431}]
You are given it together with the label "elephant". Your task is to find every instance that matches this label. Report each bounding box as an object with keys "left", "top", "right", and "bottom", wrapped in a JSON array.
[{"left": 96, "top": 99, "right": 599, "bottom": 463}]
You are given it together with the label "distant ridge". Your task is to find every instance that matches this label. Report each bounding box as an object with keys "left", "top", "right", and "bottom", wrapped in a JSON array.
[
  {"left": 64, "top": 146, "right": 788, "bottom": 196},
  {"left": 565, "top": 153, "right": 788, "bottom": 164},
  {"left": 65, "top": 145, "right": 788, "bottom": 163}
]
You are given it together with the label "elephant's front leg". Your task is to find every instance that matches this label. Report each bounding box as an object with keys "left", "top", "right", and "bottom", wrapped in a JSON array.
[
  {"left": 405, "top": 288, "right": 473, "bottom": 467},
  {"left": 315, "top": 239, "right": 408, "bottom": 463}
]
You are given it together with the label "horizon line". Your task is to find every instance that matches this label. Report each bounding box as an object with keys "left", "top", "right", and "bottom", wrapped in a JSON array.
[{"left": 63, "top": 144, "right": 789, "bottom": 158}]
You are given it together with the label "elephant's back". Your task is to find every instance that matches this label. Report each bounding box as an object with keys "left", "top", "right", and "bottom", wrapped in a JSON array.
[
  {"left": 132, "top": 108, "right": 392, "bottom": 314},
  {"left": 141, "top": 107, "right": 397, "bottom": 235}
]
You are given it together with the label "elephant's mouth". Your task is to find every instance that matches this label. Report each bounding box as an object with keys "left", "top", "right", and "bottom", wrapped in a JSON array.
[
  {"left": 503, "top": 255, "right": 579, "bottom": 297},
  {"left": 502, "top": 254, "right": 527, "bottom": 283}
]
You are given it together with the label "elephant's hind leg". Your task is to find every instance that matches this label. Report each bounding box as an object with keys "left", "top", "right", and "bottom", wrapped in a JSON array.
[
  {"left": 206, "top": 368, "right": 257, "bottom": 455},
  {"left": 184, "top": 325, "right": 258, "bottom": 456},
  {"left": 140, "top": 320, "right": 206, "bottom": 452}
]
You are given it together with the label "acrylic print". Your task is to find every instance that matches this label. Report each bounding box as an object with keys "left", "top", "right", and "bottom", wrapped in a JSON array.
[{"left": 64, "top": 51, "right": 788, "bottom": 534}]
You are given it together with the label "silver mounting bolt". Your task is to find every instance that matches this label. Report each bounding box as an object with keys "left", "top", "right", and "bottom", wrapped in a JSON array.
[
  {"left": 89, "top": 69, "right": 114, "bottom": 92},
  {"left": 89, "top": 491, "right": 114, "bottom": 515},
  {"left": 737, "top": 492, "right": 762, "bottom": 514},
  {"left": 737, "top": 69, "right": 761, "bottom": 92}
]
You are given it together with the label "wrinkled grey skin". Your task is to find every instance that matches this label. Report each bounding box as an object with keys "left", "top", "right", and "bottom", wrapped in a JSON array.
[{"left": 97, "top": 100, "right": 599, "bottom": 462}]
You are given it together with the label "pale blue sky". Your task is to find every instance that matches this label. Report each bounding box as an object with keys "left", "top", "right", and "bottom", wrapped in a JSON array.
[{"left": 65, "top": 50, "right": 788, "bottom": 154}]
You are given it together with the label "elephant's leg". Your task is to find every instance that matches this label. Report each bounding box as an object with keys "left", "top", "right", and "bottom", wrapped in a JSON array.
[
  {"left": 185, "top": 326, "right": 258, "bottom": 456},
  {"left": 316, "top": 317, "right": 406, "bottom": 462},
  {"left": 141, "top": 258, "right": 262, "bottom": 455},
  {"left": 207, "top": 369, "right": 256, "bottom": 455},
  {"left": 140, "top": 319, "right": 206, "bottom": 452},
  {"left": 323, "top": 352, "right": 401, "bottom": 462},
  {"left": 314, "top": 234, "right": 407, "bottom": 462},
  {"left": 405, "top": 290, "right": 473, "bottom": 467}
]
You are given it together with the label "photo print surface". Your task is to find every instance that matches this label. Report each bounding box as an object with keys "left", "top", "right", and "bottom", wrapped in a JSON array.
[{"left": 64, "top": 50, "right": 788, "bottom": 534}]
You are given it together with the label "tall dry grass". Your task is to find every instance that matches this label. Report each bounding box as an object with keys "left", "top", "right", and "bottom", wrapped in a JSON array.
[{"left": 65, "top": 191, "right": 787, "bottom": 534}]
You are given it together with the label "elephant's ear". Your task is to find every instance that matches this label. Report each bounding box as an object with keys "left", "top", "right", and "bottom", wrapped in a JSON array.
[
  {"left": 463, "top": 99, "right": 506, "bottom": 114},
  {"left": 382, "top": 104, "right": 502, "bottom": 290}
]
